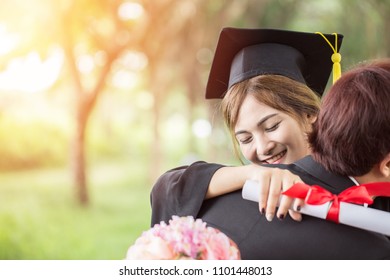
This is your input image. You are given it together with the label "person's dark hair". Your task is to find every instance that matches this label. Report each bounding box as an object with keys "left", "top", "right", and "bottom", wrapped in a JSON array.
[{"left": 309, "top": 59, "right": 390, "bottom": 176}]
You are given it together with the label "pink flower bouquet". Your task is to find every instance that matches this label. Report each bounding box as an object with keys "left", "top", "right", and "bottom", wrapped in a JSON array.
[{"left": 126, "top": 216, "right": 241, "bottom": 260}]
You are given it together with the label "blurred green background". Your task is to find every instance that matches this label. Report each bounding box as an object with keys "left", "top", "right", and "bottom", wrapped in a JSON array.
[{"left": 0, "top": 0, "right": 389, "bottom": 259}]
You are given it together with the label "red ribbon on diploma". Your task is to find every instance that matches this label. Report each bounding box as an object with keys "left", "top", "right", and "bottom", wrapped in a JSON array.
[{"left": 282, "top": 182, "right": 390, "bottom": 223}]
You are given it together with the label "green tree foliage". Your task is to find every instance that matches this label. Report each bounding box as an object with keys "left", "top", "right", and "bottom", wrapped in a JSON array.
[{"left": 0, "top": 0, "right": 389, "bottom": 204}]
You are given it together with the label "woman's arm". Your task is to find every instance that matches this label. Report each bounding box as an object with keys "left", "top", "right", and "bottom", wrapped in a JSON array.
[
  {"left": 151, "top": 161, "right": 303, "bottom": 227},
  {"left": 206, "top": 164, "right": 303, "bottom": 222},
  {"left": 150, "top": 161, "right": 224, "bottom": 226}
]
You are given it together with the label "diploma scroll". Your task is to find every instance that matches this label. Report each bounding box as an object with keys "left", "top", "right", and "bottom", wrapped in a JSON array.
[{"left": 242, "top": 179, "right": 390, "bottom": 236}]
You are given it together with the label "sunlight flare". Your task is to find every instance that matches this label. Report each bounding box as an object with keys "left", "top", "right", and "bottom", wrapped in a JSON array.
[{"left": 0, "top": 49, "right": 63, "bottom": 93}]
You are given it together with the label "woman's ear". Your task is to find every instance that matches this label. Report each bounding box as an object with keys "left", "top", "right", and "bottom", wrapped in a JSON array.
[
  {"left": 307, "top": 114, "right": 317, "bottom": 124},
  {"left": 379, "top": 153, "right": 390, "bottom": 177},
  {"left": 304, "top": 114, "right": 317, "bottom": 134}
]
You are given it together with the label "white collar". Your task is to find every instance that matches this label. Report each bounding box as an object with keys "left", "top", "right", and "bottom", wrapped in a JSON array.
[{"left": 348, "top": 176, "right": 360, "bottom": 186}]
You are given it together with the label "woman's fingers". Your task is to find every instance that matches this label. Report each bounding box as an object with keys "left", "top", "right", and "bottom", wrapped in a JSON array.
[
  {"left": 276, "top": 176, "right": 303, "bottom": 221},
  {"left": 265, "top": 175, "right": 283, "bottom": 221},
  {"left": 254, "top": 167, "right": 304, "bottom": 222},
  {"left": 257, "top": 171, "right": 270, "bottom": 216}
]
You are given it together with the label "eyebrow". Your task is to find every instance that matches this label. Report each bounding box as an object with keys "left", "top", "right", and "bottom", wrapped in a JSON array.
[{"left": 235, "top": 113, "right": 279, "bottom": 136}]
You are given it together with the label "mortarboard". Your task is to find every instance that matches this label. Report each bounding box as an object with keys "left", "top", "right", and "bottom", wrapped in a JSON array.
[{"left": 205, "top": 28, "right": 343, "bottom": 99}]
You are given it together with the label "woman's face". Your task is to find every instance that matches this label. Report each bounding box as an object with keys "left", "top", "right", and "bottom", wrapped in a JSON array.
[{"left": 234, "top": 94, "right": 312, "bottom": 165}]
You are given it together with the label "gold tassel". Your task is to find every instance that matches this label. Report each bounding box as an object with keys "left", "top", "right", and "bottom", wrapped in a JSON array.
[{"left": 315, "top": 32, "right": 342, "bottom": 84}]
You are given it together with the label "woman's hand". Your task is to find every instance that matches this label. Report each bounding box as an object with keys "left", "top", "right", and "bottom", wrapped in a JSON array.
[
  {"left": 249, "top": 165, "right": 304, "bottom": 222},
  {"left": 207, "top": 164, "right": 304, "bottom": 222}
]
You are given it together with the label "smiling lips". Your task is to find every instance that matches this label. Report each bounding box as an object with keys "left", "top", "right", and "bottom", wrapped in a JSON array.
[{"left": 261, "top": 150, "right": 287, "bottom": 164}]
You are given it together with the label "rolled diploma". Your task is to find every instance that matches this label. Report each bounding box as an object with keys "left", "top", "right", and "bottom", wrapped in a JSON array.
[{"left": 242, "top": 179, "right": 390, "bottom": 236}]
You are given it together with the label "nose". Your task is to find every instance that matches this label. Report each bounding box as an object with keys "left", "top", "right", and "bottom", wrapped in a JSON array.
[{"left": 255, "top": 135, "right": 276, "bottom": 158}]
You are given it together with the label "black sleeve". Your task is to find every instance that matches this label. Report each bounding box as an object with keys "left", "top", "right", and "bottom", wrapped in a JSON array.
[{"left": 150, "top": 161, "right": 225, "bottom": 226}]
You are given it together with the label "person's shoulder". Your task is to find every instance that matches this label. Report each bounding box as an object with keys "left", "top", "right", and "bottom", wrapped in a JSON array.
[
  {"left": 165, "top": 161, "right": 224, "bottom": 173},
  {"left": 261, "top": 162, "right": 305, "bottom": 176},
  {"left": 261, "top": 160, "right": 325, "bottom": 186}
]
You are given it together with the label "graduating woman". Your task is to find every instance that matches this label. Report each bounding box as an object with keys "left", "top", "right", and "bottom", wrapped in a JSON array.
[
  {"left": 149, "top": 56, "right": 390, "bottom": 259},
  {"left": 151, "top": 27, "right": 343, "bottom": 226}
]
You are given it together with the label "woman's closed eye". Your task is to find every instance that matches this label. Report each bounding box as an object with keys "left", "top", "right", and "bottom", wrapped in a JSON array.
[
  {"left": 265, "top": 121, "right": 281, "bottom": 132},
  {"left": 237, "top": 136, "right": 252, "bottom": 144}
]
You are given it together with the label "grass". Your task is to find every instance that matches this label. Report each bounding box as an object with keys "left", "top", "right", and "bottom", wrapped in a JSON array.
[{"left": 0, "top": 159, "right": 152, "bottom": 260}]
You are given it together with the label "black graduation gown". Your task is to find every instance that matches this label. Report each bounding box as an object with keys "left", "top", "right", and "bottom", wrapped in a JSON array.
[
  {"left": 150, "top": 156, "right": 390, "bottom": 259},
  {"left": 150, "top": 161, "right": 224, "bottom": 226}
]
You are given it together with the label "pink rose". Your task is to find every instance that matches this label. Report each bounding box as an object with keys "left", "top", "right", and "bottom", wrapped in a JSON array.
[
  {"left": 203, "top": 230, "right": 240, "bottom": 260},
  {"left": 126, "top": 235, "right": 176, "bottom": 260}
]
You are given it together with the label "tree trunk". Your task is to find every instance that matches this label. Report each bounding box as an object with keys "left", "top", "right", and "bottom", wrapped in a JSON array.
[
  {"left": 72, "top": 105, "right": 89, "bottom": 205},
  {"left": 149, "top": 69, "right": 164, "bottom": 183}
]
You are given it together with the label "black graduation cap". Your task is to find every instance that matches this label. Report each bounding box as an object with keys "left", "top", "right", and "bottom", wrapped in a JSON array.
[{"left": 205, "top": 28, "right": 343, "bottom": 99}]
